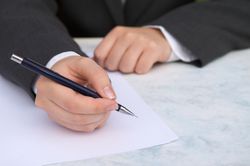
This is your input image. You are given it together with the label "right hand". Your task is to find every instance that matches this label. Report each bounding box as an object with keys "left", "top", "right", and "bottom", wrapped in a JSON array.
[{"left": 35, "top": 56, "right": 118, "bottom": 132}]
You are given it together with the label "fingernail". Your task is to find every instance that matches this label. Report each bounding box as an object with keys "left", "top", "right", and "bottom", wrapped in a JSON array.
[
  {"left": 103, "top": 86, "right": 116, "bottom": 99},
  {"left": 106, "top": 103, "right": 118, "bottom": 111}
]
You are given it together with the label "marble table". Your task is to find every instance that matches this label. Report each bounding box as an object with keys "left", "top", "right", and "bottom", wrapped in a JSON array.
[{"left": 48, "top": 39, "right": 250, "bottom": 166}]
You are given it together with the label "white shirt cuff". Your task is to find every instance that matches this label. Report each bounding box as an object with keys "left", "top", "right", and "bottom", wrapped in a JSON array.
[
  {"left": 146, "top": 25, "right": 197, "bottom": 62},
  {"left": 33, "top": 51, "right": 80, "bottom": 94},
  {"left": 45, "top": 51, "right": 80, "bottom": 68}
]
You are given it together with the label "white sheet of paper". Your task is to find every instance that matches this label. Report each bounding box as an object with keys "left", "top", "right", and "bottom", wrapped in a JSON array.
[{"left": 0, "top": 49, "right": 177, "bottom": 166}]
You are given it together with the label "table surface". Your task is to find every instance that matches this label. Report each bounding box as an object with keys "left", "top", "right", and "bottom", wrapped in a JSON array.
[{"left": 48, "top": 38, "right": 250, "bottom": 166}]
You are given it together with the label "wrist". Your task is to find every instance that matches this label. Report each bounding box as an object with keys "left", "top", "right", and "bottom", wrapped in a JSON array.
[
  {"left": 33, "top": 51, "right": 81, "bottom": 94},
  {"left": 46, "top": 51, "right": 80, "bottom": 69},
  {"left": 143, "top": 26, "right": 173, "bottom": 62}
]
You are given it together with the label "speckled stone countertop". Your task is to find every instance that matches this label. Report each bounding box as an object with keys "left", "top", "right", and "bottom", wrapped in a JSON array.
[{"left": 48, "top": 39, "right": 250, "bottom": 166}]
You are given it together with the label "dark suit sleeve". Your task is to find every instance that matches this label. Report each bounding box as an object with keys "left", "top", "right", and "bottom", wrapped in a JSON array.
[
  {"left": 0, "top": 0, "right": 84, "bottom": 97},
  {"left": 149, "top": 0, "right": 250, "bottom": 66}
]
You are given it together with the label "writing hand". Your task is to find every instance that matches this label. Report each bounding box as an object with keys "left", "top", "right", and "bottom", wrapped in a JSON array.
[{"left": 35, "top": 56, "right": 117, "bottom": 132}]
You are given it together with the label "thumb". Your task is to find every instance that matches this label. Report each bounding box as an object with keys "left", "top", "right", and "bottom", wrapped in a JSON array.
[{"left": 75, "top": 57, "right": 116, "bottom": 100}]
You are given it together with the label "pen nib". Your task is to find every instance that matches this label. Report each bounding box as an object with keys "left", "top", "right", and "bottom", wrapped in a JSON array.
[{"left": 117, "top": 104, "right": 138, "bottom": 117}]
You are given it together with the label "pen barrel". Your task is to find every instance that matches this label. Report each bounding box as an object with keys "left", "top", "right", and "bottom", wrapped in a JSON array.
[{"left": 22, "top": 58, "right": 101, "bottom": 98}]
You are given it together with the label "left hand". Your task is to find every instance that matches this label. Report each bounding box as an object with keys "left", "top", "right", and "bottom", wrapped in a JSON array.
[{"left": 94, "top": 26, "right": 172, "bottom": 74}]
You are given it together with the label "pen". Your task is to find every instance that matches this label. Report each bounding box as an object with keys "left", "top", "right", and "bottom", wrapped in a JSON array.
[{"left": 10, "top": 54, "right": 136, "bottom": 117}]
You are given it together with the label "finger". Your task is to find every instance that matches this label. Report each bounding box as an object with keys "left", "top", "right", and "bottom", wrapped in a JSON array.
[
  {"left": 94, "top": 26, "right": 125, "bottom": 67},
  {"left": 96, "top": 111, "right": 111, "bottom": 129},
  {"left": 74, "top": 58, "right": 117, "bottom": 100},
  {"left": 46, "top": 100, "right": 110, "bottom": 132},
  {"left": 38, "top": 82, "right": 117, "bottom": 115},
  {"left": 35, "top": 93, "right": 44, "bottom": 108},
  {"left": 118, "top": 40, "right": 144, "bottom": 73},
  {"left": 135, "top": 48, "right": 159, "bottom": 74},
  {"left": 42, "top": 98, "right": 107, "bottom": 126},
  {"left": 104, "top": 33, "right": 135, "bottom": 71},
  {"left": 48, "top": 113, "right": 101, "bottom": 132}
]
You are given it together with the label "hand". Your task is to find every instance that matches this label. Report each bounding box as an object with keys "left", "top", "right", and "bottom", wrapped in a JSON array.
[
  {"left": 35, "top": 56, "right": 117, "bottom": 132},
  {"left": 94, "top": 26, "right": 171, "bottom": 74}
]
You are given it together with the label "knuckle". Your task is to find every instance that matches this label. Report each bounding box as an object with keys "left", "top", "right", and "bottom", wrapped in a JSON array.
[
  {"left": 124, "top": 32, "right": 135, "bottom": 40},
  {"left": 91, "top": 103, "right": 102, "bottom": 114},
  {"left": 114, "top": 26, "right": 125, "bottom": 33},
  {"left": 64, "top": 100, "right": 77, "bottom": 112},
  {"left": 105, "top": 62, "right": 117, "bottom": 71},
  {"left": 82, "top": 125, "right": 96, "bottom": 133},
  {"left": 75, "top": 115, "right": 100, "bottom": 126},
  {"left": 97, "top": 123, "right": 105, "bottom": 129},
  {"left": 80, "top": 57, "right": 92, "bottom": 66},
  {"left": 119, "top": 65, "right": 133, "bottom": 73},
  {"left": 95, "top": 101, "right": 108, "bottom": 113},
  {"left": 69, "top": 126, "right": 85, "bottom": 132},
  {"left": 36, "top": 79, "right": 46, "bottom": 95},
  {"left": 77, "top": 57, "right": 90, "bottom": 67},
  {"left": 35, "top": 98, "right": 43, "bottom": 108},
  {"left": 135, "top": 65, "right": 147, "bottom": 74},
  {"left": 94, "top": 47, "right": 103, "bottom": 59},
  {"left": 83, "top": 99, "right": 100, "bottom": 114},
  {"left": 135, "top": 68, "right": 142, "bottom": 74},
  {"left": 137, "top": 35, "right": 146, "bottom": 42},
  {"left": 94, "top": 70, "right": 108, "bottom": 82},
  {"left": 61, "top": 123, "right": 85, "bottom": 132},
  {"left": 71, "top": 115, "right": 83, "bottom": 124}
]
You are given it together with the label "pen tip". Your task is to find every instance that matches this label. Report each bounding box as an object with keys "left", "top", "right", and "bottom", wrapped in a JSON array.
[
  {"left": 117, "top": 104, "right": 138, "bottom": 118},
  {"left": 133, "top": 114, "right": 138, "bottom": 118}
]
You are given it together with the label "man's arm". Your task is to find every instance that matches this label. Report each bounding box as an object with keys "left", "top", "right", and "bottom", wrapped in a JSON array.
[
  {"left": 0, "top": 0, "right": 117, "bottom": 132},
  {"left": 0, "top": 0, "right": 83, "bottom": 97},
  {"left": 94, "top": 0, "right": 250, "bottom": 73},
  {"left": 149, "top": 0, "right": 250, "bottom": 66}
]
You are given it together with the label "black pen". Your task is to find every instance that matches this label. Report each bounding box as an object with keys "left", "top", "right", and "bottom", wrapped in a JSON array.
[{"left": 10, "top": 54, "right": 136, "bottom": 117}]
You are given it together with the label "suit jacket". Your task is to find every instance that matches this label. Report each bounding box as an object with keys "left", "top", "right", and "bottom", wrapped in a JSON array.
[{"left": 0, "top": 0, "right": 250, "bottom": 97}]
